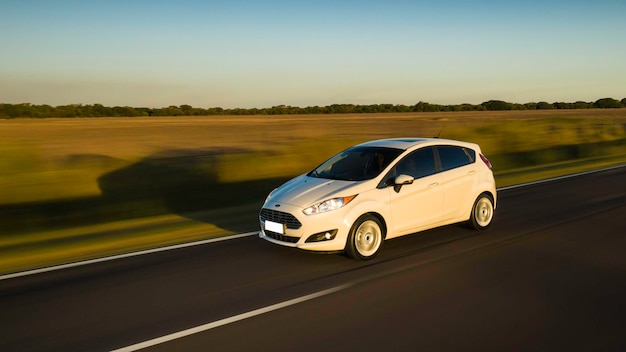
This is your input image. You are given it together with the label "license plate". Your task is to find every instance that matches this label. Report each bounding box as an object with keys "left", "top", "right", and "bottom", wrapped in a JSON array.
[{"left": 265, "top": 220, "right": 284, "bottom": 234}]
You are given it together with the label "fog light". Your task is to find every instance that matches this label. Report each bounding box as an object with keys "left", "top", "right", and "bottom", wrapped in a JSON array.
[{"left": 305, "top": 229, "right": 338, "bottom": 243}]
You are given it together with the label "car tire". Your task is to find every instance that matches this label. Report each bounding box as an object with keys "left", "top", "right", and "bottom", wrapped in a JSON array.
[
  {"left": 346, "top": 215, "right": 384, "bottom": 260},
  {"left": 468, "top": 193, "right": 494, "bottom": 230}
]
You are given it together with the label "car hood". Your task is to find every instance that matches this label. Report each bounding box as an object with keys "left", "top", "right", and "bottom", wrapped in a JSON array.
[{"left": 267, "top": 174, "right": 365, "bottom": 208}]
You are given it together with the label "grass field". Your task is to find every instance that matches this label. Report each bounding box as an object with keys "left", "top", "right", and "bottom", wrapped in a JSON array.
[{"left": 1, "top": 109, "right": 626, "bottom": 274}]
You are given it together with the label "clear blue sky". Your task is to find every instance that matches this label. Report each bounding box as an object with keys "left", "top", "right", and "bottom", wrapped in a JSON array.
[{"left": 1, "top": 0, "right": 624, "bottom": 108}]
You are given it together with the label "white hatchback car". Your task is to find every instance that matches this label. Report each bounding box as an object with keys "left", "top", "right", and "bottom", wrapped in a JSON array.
[{"left": 259, "top": 138, "right": 496, "bottom": 259}]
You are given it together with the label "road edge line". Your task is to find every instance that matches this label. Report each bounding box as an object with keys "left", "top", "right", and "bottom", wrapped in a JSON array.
[
  {"left": 0, "top": 232, "right": 258, "bottom": 281},
  {"left": 496, "top": 163, "right": 626, "bottom": 191}
]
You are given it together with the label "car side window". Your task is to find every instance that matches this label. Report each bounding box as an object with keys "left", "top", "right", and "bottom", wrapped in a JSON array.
[
  {"left": 437, "top": 146, "right": 475, "bottom": 171},
  {"left": 379, "top": 146, "right": 437, "bottom": 185}
]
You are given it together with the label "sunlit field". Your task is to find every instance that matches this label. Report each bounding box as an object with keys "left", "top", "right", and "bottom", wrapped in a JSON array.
[{"left": 1, "top": 109, "right": 626, "bottom": 274}]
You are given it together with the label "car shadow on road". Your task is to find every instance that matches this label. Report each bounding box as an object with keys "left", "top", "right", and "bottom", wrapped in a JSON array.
[
  {"left": 0, "top": 148, "right": 292, "bottom": 235},
  {"left": 96, "top": 148, "right": 291, "bottom": 233}
]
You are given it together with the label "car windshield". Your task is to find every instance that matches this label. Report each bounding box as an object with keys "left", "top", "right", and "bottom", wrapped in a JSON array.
[{"left": 307, "top": 146, "right": 403, "bottom": 181}]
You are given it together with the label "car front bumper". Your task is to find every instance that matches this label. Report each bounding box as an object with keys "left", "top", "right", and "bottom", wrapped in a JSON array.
[{"left": 259, "top": 202, "right": 351, "bottom": 252}]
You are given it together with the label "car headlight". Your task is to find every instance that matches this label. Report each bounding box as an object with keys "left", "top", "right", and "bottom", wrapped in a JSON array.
[{"left": 303, "top": 195, "right": 357, "bottom": 215}]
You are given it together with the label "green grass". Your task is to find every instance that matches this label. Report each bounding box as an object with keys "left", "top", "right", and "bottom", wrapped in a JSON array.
[
  {"left": 494, "top": 154, "right": 626, "bottom": 187},
  {"left": 1, "top": 110, "right": 625, "bottom": 275}
]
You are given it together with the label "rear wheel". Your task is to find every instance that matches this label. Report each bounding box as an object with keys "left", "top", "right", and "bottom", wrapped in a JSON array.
[
  {"left": 468, "top": 194, "right": 494, "bottom": 230},
  {"left": 346, "top": 215, "right": 384, "bottom": 260}
]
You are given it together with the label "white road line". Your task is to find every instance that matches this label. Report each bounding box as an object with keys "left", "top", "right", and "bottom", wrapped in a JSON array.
[
  {"left": 497, "top": 163, "right": 626, "bottom": 191},
  {"left": 2, "top": 163, "right": 625, "bottom": 281},
  {"left": 0, "top": 232, "right": 258, "bottom": 281},
  {"left": 109, "top": 284, "right": 352, "bottom": 352}
]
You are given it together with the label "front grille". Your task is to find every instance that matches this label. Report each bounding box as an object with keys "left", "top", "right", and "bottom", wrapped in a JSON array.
[
  {"left": 260, "top": 208, "right": 302, "bottom": 229},
  {"left": 264, "top": 230, "right": 299, "bottom": 243}
]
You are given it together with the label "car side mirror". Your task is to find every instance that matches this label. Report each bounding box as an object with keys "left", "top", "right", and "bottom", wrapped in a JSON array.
[{"left": 393, "top": 174, "right": 414, "bottom": 193}]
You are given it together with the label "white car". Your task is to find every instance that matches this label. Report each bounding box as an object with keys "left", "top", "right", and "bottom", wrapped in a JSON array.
[{"left": 259, "top": 138, "right": 496, "bottom": 259}]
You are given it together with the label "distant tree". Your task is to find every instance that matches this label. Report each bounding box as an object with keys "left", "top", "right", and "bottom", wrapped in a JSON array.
[
  {"left": 55, "top": 104, "right": 82, "bottom": 117},
  {"left": 179, "top": 104, "right": 193, "bottom": 115},
  {"left": 377, "top": 104, "right": 394, "bottom": 112},
  {"left": 303, "top": 106, "right": 322, "bottom": 114},
  {"left": 135, "top": 107, "right": 153, "bottom": 116},
  {"left": 412, "top": 101, "right": 445, "bottom": 112},
  {"left": 203, "top": 107, "right": 222, "bottom": 115},
  {"left": 453, "top": 104, "right": 478, "bottom": 111},
  {"left": 88, "top": 103, "right": 107, "bottom": 116},
  {"left": 2, "top": 97, "right": 624, "bottom": 119},
  {"left": 524, "top": 102, "right": 537, "bottom": 110},
  {"left": 0, "top": 103, "right": 30, "bottom": 117},
  {"left": 481, "top": 100, "right": 512, "bottom": 110},
  {"left": 267, "top": 105, "right": 291, "bottom": 114},
  {"left": 412, "top": 101, "right": 428, "bottom": 112},
  {"left": 111, "top": 106, "right": 142, "bottom": 117},
  {"left": 536, "top": 101, "right": 553, "bottom": 110},
  {"left": 353, "top": 105, "right": 370, "bottom": 113},
  {"left": 594, "top": 98, "right": 622, "bottom": 108},
  {"left": 327, "top": 104, "right": 354, "bottom": 114},
  {"left": 573, "top": 101, "right": 592, "bottom": 109}
]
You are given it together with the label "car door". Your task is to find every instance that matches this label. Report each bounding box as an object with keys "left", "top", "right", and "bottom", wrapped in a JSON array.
[
  {"left": 436, "top": 145, "right": 477, "bottom": 221},
  {"left": 385, "top": 146, "right": 443, "bottom": 237}
]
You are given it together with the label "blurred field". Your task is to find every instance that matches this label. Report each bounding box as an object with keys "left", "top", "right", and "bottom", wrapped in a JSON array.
[{"left": 1, "top": 109, "right": 626, "bottom": 274}]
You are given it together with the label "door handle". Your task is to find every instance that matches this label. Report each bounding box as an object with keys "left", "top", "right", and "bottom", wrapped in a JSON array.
[
  {"left": 428, "top": 182, "right": 439, "bottom": 188},
  {"left": 467, "top": 170, "right": 477, "bottom": 175}
]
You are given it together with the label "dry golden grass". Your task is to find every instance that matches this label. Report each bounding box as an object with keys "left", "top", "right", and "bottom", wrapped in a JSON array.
[
  {"left": 1, "top": 109, "right": 625, "bottom": 274},
  {"left": 1, "top": 109, "right": 626, "bottom": 204},
  {"left": 1, "top": 114, "right": 408, "bottom": 203}
]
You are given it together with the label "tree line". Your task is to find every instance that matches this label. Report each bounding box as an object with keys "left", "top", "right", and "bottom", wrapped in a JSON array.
[{"left": 1, "top": 98, "right": 624, "bottom": 118}]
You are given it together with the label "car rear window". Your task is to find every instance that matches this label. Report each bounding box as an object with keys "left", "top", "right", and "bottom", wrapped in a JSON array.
[
  {"left": 395, "top": 147, "right": 437, "bottom": 179},
  {"left": 438, "top": 146, "right": 475, "bottom": 171}
]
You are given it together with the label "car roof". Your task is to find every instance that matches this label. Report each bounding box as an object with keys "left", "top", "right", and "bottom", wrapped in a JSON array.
[{"left": 355, "top": 138, "right": 476, "bottom": 150}]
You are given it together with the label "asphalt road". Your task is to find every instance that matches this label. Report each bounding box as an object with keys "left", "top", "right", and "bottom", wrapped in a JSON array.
[{"left": 1, "top": 167, "right": 625, "bottom": 352}]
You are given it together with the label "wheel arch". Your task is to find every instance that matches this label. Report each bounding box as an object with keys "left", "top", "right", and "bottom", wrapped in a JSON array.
[
  {"left": 344, "top": 212, "right": 387, "bottom": 260},
  {"left": 480, "top": 190, "right": 495, "bottom": 204},
  {"left": 468, "top": 191, "right": 496, "bottom": 230},
  {"left": 364, "top": 211, "right": 388, "bottom": 240},
  {"left": 473, "top": 187, "right": 496, "bottom": 211},
  {"left": 343, "top": 211, "right": 388, "bottom": 252}
]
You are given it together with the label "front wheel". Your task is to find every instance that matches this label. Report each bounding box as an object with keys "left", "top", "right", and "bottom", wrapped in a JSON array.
[
  {"left": 345, "top": 215, "right": 384, "bottom": 260},
  {"left": 468, "top": 194, "right": 494, "bottom": 230}
]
